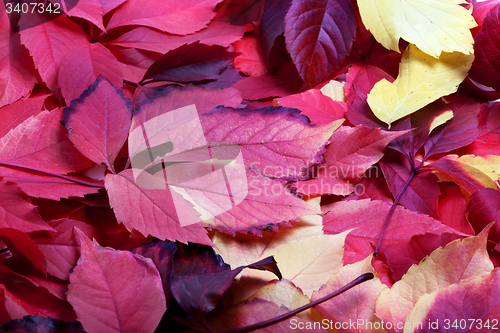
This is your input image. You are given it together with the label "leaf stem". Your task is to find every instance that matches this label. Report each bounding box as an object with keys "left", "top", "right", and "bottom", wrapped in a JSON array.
[
  {"left": 0, "top": 162, "right": 105, "bottom": 189},
  {"left": 374, "top": 169, "right": 416, "bottom": 256},
  {"left": 124, "top": 80, "right": 139, "bottom": 88},
  {"left": 216, "top": 273, "right": 374, "bottom": 333}
]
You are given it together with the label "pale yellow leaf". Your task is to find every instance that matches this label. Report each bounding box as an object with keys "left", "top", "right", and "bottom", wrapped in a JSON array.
[
  {"left": 267, "top": 231, "right": 349, "bottom": 297},
  {"left": 367, "top": 44, "right": 473, "bottom": 127},
  {"left": 320, "top": 80, "right": 346, "bottom": 102},
  {"left": 454, "top": 154, "right": 500, "bottom": 182},
  {"left": 357, "top": 0, "right": 476, "bottom": 57},
  {"left": 375, "top": 225, "right": 493, "bottom": 332}
]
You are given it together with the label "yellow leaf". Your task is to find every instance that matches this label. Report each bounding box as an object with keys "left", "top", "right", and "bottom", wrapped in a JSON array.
[
  {"left": 357, "top": 0, "right": 476, "bottom": 57},
  {"left": 367, "top": 44, "right": 473, "bottom": 128},
  {"left": 429, "top": 110, "right": 454, "bottom": 134},
  {"left": 454, "top": 154, "right": 500, "bottom": 182}
]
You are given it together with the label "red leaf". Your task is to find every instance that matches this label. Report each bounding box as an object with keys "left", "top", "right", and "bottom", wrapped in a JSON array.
[
  {"left": 0, "top": 109, "right": 92, "bottom": 174},
  {"left": 214, "top": 0, "right": 264, "bottom": 25},
  {"left": 106, "top": 21, "right": 244, "bottom": 54},
  {"left": 284, "top": 0, "right": 356, "bottom": 87},
  {"left": 0, "top": 3, "right": 37, "bottom": 108},
  {"left": 323, "top": 199, "right": 455, "bottom": 264},
  {"left": 0, "top": 180, "right": 52, "bottom": 233},
  {"left": 233, "top": 35, "right": 267, "bottom": 77},
  {"left": 344, "top": 63, "right": 394, "bottom": 128},
  {"left": 380, "top": 151, "right": 441, "bottom": 218},
  {"left": 467, "top": 188, "right": 500, "bottom": 243},
  {"left": 62, "top": 77, "right": 132, "bottom": 171},
  {"left": 297, "top": 126, "right": 406, "bottom": 195},
  {"left": 141, "top": 42, "right": 239, "bottom": 84},
  {"left": 469, "top": 4, "right": 500, "bottom": 91},
  {"left": 0, "top": 315, "right": 84, "bottom": 333},
  {"left": 66, "top": 230, "right": 166, "bottom": 333},
  {"left": 0, "top": 95, "right": 46, "bottom": 138},
  {"left": 98, "top": 0, "right": 126, "bottom": 14},
  {"left": 461, "top": 102, "right": 500, "bottom": 156},
  {"left": 275, "top": 88, "right": 346, "bottom": 125},
  {"left": 58, "top": 43, "right": 124, "bottom": 104},
  {"left": 19, "top": 16, "right": 89, "bottom": 98},
  {"left": 107, "top": 0, "right": 224, "bottom": 35},
  {"left": 0, "top": 228, "right": 46, "bottom": 274},
  {"left": 438, "top": 182, "right": 474, "bottom": 235}
]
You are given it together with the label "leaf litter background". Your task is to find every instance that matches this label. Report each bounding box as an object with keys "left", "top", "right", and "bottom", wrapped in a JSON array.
[{"left": 0, "top": 0, "right": 500, "bottom": 332}]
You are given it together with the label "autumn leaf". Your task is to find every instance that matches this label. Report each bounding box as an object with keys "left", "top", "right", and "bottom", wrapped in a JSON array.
[
  {"left": 367, "top": 44, "right": 474, "bottom": 128},
  {"left": 357, "top": 0, "right": 476, "bottom": 57}
]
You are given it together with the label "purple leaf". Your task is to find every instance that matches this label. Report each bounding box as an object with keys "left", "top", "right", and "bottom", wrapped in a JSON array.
[{"left": 284, "top": 0, "right": 356, "bottom": 87}]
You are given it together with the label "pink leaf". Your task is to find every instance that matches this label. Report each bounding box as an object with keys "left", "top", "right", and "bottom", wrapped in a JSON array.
[
  {"left": 233, "top": 35, "right": 268, "bottom": 77},
  {"left": 62, "top": 77, "right": 132, "bottom": 171},
  {"left": 0, "top": 3, "right": 37, "bottom": 108},
  {"left": 323, "top": 199, "right": 456, "bottom": 264},
  {"left": 462, "top": 102, "right": 500, "bottom": 156},
  {"left": 0, "top": 95, "right": 46, "bottom": 138},
  {"left": 107, "top": 0, "right": 224, "bottom": 35},
  {"left": 275, "top": 89, "right": 346, "bottom": 124},
  {"left": 0, "top": 109, "right": 93, "bottom": 174},
  {"left": 66, "top": 0, "right": 105, "bottom": 31},
  {"left": 0, "top": 180, "right": 53, "bottom": 233},
  {"left": 58, "top": 43, "right": 124, "bottom": 104},
  {"left": 19, "top": 16, "right": 89, "bottom": 98},
  {"left": 438, "top": 182, "right": 474, "bottom": 235},
  {"left": 0, "top": 228, "right": 46, "bottom": 274},
  {"left": 284, "top": 0, "right": 356, "bottom": 87},
  {"left": 98, "top": 0, "right": 126, "bottom": 14},
  {"left": 67, "top": 230, "right": 166, "bottom": 333}
]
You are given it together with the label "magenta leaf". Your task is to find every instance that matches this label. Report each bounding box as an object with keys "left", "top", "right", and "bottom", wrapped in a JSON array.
[
  {"left": 284, "top": 0, "right": 356, "bottom": 87},
  {"left": 467, "top": 188, "right": 500, "bottom": 243},
  {"left": 380, "top": 150, "right": 441, "bottom": 218},
  {"left": 140, "top": 42, "right": 240, "bottom": 84},
  {"left": 67, "top": 229, "right": 166, "bottom": 333},
  {"left": 62, "top": 77, "right": 132, "bottom": 172},
  {"left": 462, "top": 102, "right": 500, "bottom": 156},
  {"left": 469, "top": 3, "right": 500, "bottom": 91},
  {"left": 0, "top": 180, "right": 53, "bottom": 233},
  {"left": 0, "top": 228, "right": 46, "bottom": 274},
  {"left": 438, "top": 182, "right": 475, "bottom": 235},
  {"left": 58, "top": 43, "right": 124, "bottom": 104},
  {"left": 0, "top": 315, "right": 84, "bottom": 333},
  {"left": 0, "top": 95, "right": 46, "bottom": 138},
  {"left": 0, "top": 109, "right": 93, "bottom": 174}
]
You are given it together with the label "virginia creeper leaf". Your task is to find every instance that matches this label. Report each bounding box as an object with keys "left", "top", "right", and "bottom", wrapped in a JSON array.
[
  {"left": 107, "top": 0, "right": 224, "bottom": 35},
  {"left": 141, "top": 42, "right": 239, "bottom": 84},
  {"left": 58, "top": 43, "right": 124, "bottom": 104},
  {"left": 438, "top": 182, "right": 474, "bottom": 235},
  {"left": 375, "top": 225, "right": 494, "bottom": 333},
  {"left": 312, "top": 255, "right": 386, "bottom": 333},
  {"left": 65, "top": 0, "right": 105, "bottom": 31},
  {"left": 233, "top": 35, "right": 268, "bottom": 77},
  {"left": 0, "top": 109, "right": 92, "bottom": 174},
  {"left": 367, "top": 44, "right": 474, "bottom": 128},
  {"left": 284, "top": 0, "right": 356, "bottom": 87},
  {"left": 0, "top": 2, "right": 37, "bottom": 108},
  {"left": 0, "top": 228, "right": 46, "bottom": 274},
  {"left": 0, "top": 315, "right": 84, "bottom": 333},
  {"left": 67, "top": 230, "right": 166, "bottom": 333},
  {"left": 0, "top": 95, "right": 46, "bottom": 138},
  {"left": 357, "top": 0, "right": 476, "bottom": 57},
  {"left": 62, "top": 76, "right": 132, "bottom": 172},
  {"left": 467, "top": 188, "right": 500, "bottom": 243},
  {"left": 469, "top": 4, "right": 500, "bottom": 91}
]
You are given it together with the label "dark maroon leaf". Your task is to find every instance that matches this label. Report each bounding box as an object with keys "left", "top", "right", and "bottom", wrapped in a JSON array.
[
  {"left": 284, "top": 0, "right": 356, "bottom": 87},
  {"left": 141, "top": 42, "right": 240, "bottom": 84},
  {"left": 0, "top": 315, "right": 84, "bottom": 333},
  {"left": 469, "top": 4, "right": 500, "bottom": 91},
  {"left": 259, "top": 0, "right": 291, "bottom": 72}
]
